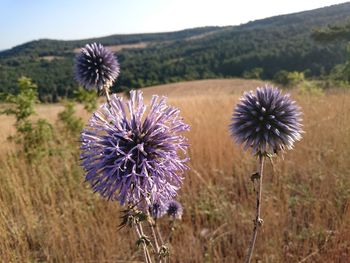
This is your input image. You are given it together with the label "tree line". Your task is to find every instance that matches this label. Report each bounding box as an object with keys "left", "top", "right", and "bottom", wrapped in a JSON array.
[{"left": 1, "top": 3, "right": 350, "bottom": 101}]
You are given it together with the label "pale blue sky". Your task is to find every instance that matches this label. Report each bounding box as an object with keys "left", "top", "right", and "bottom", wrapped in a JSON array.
[{"left": 0, "top": 0, "right": 348, "bottom": 50}]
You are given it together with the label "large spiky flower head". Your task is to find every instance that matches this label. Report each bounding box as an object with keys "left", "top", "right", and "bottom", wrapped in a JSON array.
[
  {"left": 80, "top": 90, "right": 189, "bottom": 210},
  {"left": 74, "top": 43, "right": 120, "bottom": 91},
  {"left": 230, "top": 85, "right": 303, "bottom": 155}
]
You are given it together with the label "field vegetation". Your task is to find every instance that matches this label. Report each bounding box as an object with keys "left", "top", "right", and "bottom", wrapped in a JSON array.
[{"left": 0, "top": 79, "right": 349, "bottom": 262}]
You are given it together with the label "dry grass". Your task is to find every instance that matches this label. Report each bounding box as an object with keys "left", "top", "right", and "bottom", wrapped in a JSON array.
[
  {"left": 39, "top": 56, "right": 63, "bottom": 61},
  {"left": 0, "top": 79, "right": 350, "bottom": 262}
]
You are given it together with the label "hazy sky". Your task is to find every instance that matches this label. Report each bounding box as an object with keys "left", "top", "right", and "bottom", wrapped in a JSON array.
[{"left": 0, "top": 0, "right": 348, "bottom": 50}]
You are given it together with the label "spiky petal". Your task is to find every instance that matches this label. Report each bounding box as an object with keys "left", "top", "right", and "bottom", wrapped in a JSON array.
[
  {"left": 80, "top": 90, "right": 190, "bottom": 210},
  {"left": 230, "top": 85, "right": 303, "bottom": 155},
  {"left": 74, "top": 43, "right": 120, "bottom": 91}
]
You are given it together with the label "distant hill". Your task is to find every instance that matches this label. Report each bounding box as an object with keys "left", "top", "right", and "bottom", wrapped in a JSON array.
[{"left": 1, "top": 3, "right": 350, "bottom": 101}]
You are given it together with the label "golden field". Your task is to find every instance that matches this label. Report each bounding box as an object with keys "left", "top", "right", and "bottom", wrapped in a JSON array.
[{"left": 0, "top": 79, "right": 349, "bottom": 262}]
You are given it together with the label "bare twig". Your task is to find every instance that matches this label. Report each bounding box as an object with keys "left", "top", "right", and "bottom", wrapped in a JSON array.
[
  {"left": 298, "top": 250, "right": 320, "bottom": 263},
  {"left": 297, "top": 231, "right": 333, "bottom": 263}
]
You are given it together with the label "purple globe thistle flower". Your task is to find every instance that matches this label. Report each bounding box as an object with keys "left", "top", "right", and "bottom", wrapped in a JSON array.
[
  {"left": 74, "top": 43, "right": 120, "bottom": 91},
  {"left": 230, "top": 85, "right": 303, "bottom": 155},
  {"left": 80, "top": 90, "right": 189, "bottom": 209},
  {"left": 149, "top": 202, "right": 166, "bottom": 219},
  {"left": 166, "top": 200, "right": 183, "bottom": 219}
]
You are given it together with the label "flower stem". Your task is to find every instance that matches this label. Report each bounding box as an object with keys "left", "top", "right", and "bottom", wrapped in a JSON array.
[
  {"left": 149, "top": 222, "right": 163, "bottom": 263},
  {"left": 140, "top": 223, "right": 154, "bottom": 263},
  {"left": 103, "top": 85, "right": 111, "bottom": 106},
  {"left": 135, "top": 222, "right": 153, "bottom": 263},
  {"left": 165, "top": 220, "right": 175, "bottom": 244},
  {"left": 245, "top": 154, "right": 265, "bottom": 263},
  {"left": 156, "top": 224, "right": 165, "bottom": 245}
]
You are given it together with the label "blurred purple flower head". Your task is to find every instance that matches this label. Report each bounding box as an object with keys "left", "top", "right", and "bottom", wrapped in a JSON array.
[
  {"left": 166, "top": 200, "right": 183, "bottom": 219},
  {"left": 149, "top": 202, "right": 165, "bottom": 219},
  {"left": 230, "top": 85, "right": 303, "bottom": 155},
  {"left": 80, "top": 90, "right": 189, "bottom": 209},
  {"left": 74, "top": 43, "right": 120, "bottom": 91}
]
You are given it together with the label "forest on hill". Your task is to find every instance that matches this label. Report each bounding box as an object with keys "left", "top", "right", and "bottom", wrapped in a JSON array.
[{"left": 1, "top": 2, "right": 350, "bottom": 101}]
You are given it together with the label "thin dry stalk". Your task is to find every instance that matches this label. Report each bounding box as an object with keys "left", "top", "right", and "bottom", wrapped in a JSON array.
[{"left": 245, "top": 155, "right": 265, "bottom": 263}]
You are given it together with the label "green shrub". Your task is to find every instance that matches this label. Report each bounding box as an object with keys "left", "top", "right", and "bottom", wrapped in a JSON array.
[
  {"left": 74, "top": 87, "right": 97, "bottom": 113},
  {"left": 1, "top": 76, "right": 38, "bottom": 122},
  {"left": 243, "top": 67, "right": 264, "bottom": 79},
  {"left": 58, "top": 100, "right": 84, "bottom": 136},
  {"left": 14, "top": 119, "right": 54, "bottom": 159},
  {"left": 273, "top": 70, "right": 305, "bottom": 87},
  {"left": 1, "top": 77, "right": 54, "bottom": 160},
  {"left": 298, "top": 81, "right": 324, "bottom": 96}
]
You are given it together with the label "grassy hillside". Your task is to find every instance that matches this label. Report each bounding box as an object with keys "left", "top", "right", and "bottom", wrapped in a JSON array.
[
  {"left": 1, "top": 3, "right": 350, "bottom": 101},
  {"left": 0, "top": 79, "right": 349, "bottom": 262}
]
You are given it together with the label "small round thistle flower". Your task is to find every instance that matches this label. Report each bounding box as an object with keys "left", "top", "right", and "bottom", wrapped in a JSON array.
[
  {"left": 74, "top": 43, "right": 120, "bottom": 91},
  {"left": 149, "top": 202, "right": 166, "bottom": 219},
  {"left": 166, "top": 200, "right": 183, "bottom": 219},
  {"left": 230, "top": 85, "right": 303, "bottom": 155},
  {"left": 80, "top": 90, "right": 189, "bottom": 209}
]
